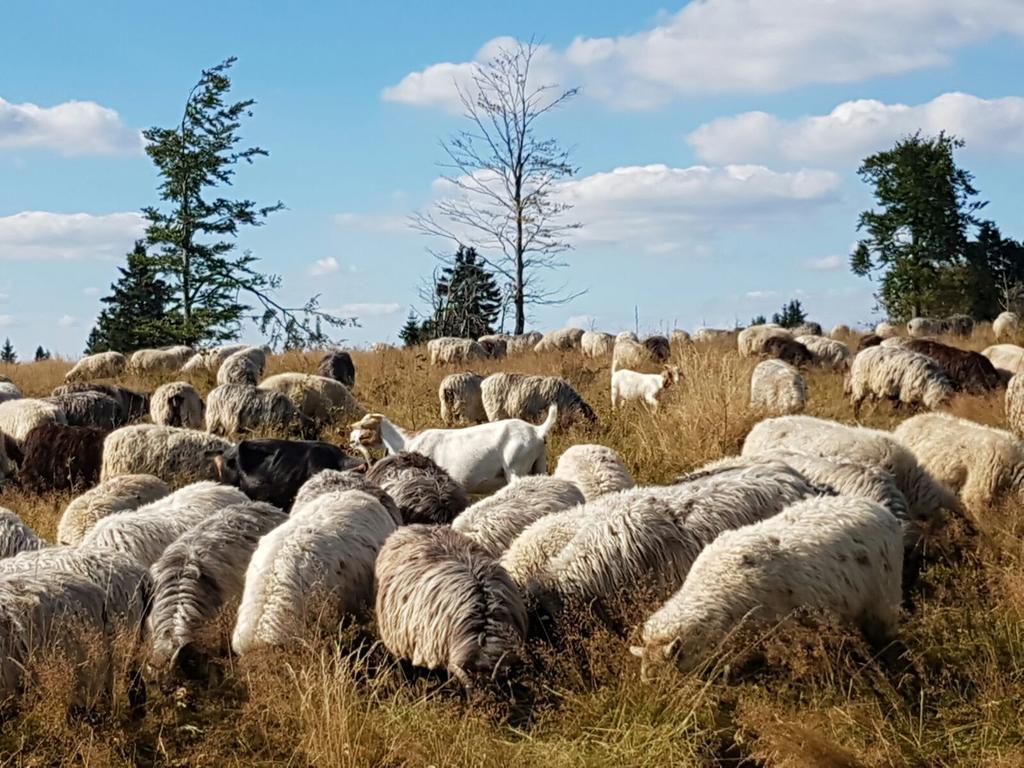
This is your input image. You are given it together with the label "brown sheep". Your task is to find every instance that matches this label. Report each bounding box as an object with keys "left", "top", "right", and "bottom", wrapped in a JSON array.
[
  {"left": 901, "top": 339, "right": 1002, "bottom": 393},
  {"left": 761, "top": 336, "right": 813, "bottom": 367},
  {"left": 642, "top": 335, "right": 671, "bottom": 362},
  {"left": 19, "top": 423, "right": 107, "bottom": 493},
  {"left": 315, "top": 351, "right": 356, "bottom": 388}
]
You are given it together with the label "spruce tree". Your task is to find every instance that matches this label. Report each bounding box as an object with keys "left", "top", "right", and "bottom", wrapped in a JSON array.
[
  {"left": 0, "top": 339, "right": 16, "bottom": 364},
  {"left": 398, "top": 311, "right": 423, "bottom": 347},
  {"left": 430, "top": 246, "right": 503, "bottom": 339},
  {"left": 33, "top": 346, "right": 50, "bottom": 361},
  {"left": 771, "top": 299, "right": 807, "bottom": 328}
]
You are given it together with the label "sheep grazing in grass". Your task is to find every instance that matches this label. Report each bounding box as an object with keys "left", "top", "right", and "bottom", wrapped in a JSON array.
[
  {"left": 315, "top": 350, "right": 356, "bottom": 388},
  {"left": 57, "top": 474, "right": 171, "bottom": 546},
  {"left": 147, "top": 501, "right": 288, "bottom": 675},
  {"left": 100, "top": 424, "right": 234, "bottom": 487},
  {"left": 232, "top": 490, "right": 397, "bottom": 655},
  {"left": 292, "top": 469, "right": 399, "bottom": 522},
  {"left": 427, "top": 337, "right": 488, "bottom": 365},
  {"left": 643, "top": 335, "right": 671, "bottom": 362},
  {"left": 982, "top": 344, "right": 1024, "bottom": 381},
  {"left": 671, "top": 329, "right": 691, "bottom": 346},
  {"left": 129, "top": 346, "right": 194, "bottom": 376},
  {"left": 506, "top": 332, "right": 543, "bottom": 355},
  {"left": 438, "top": 372, "right": 486, "bottom": 425},
  {"left": 1008, "top": 374, "right": 1024, "bottom": 439},
  {"left": 52, "top": 382, "right": 149, "bottom": 423},
  {"left": 375, "top": 525, "right": 527, "bottom": 688},
  {"left": 944, "top": 314, "right": 975, "bottom": 338},
  {"left": 18, "top": 423, "right": 107, "bottom": 493},
  {"left": 612, "top": 335, "right": 650, "bottom": 372},
  {"left": 791, "top": 322, "right": 823, "bottom": 337},
  {"left": 611, "top": 367, "right": 682, "bottom": 410},
  {"left": 0, "top": 509, "right": 47, "bottom": 559},
  {"left": 259, "top": 372, "right": 365, "bottom": 425},
  {"left": 500, "top": 508, "right": 589, "bottom": 590},
  {"left": 0, "top": 381, "right": 21, "bottom": 405},
  {"left": 907, "top": 317, "right": 942, "bottom": 338},
  {"left": 761, "top": 336, "right": 813, "bottom": 366},
  {"left": 875, "top": 322, "right": 899, "bottom": 339},
  {"left": 893, "top": 339, "right": 1001, "bottom": 393},
  {"left": 181, "top": 344, "right": 248, "bottom": 375},
  {"left": 994, "top": 311, "right": 1020, "bottom": 342},
  {"left": 694, "top": 328, "right": 734, "bottom": 343},
  {"left": 534, "top": 328, "right": 584, "bottom": 353},
  {"left": 43, "top": 391, "right": 122, "bottom": 430},
  {"left": 581, "top": 331, "right": 614, "bottom": 359},
  {"left": 216, "top": 348, "right": 267, "bottom": 387},
  {"left": 205, "top": 383, "right": 311, "bottom": 438},
  {"left": 632, "top": 496, "right": 902, "bottom": 679},
  {"left": 0, "top": 399, "right": 67, "bottom": 445},
  {"left": 150, "top": 381, "right": 205, "bottom": 429},
  {"left": 796, "top": 335, "right": 852, "bottom": 370},
  {"left": 750, "top": 359, "right": 807, "bottom": 416},
  {"left": 737, "top": 325, "right": 793, "bottom": 358},
  {"left": 477, "top": 335, "right": 509, "bottom": 359},
  {"left": 481, "top": 372, "right": 597, "bottom": 424},
  {"left": 64, "top": 351, "right": 128, "bottom": 383},
  {"left": 846, "top": 345, "right": 953, "bottom": 414},
  {"left": 365, "top": 451, "right": 469, "bottom": 525},
  {"left": 452, "top": 476, "right": 584, "bottom": 557},
  {"left": 553, "top": 444, "right": 634, "bottom": 502}
]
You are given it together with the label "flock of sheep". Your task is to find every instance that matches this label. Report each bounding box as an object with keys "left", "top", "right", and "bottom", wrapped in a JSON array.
[{"left": 0, "top": 309, "right": 1023, "bottom": 711}]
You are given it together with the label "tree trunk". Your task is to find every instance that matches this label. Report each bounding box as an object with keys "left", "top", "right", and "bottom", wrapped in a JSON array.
[{"left": 514, "top": 252, "right": 525, "bottom": 335}]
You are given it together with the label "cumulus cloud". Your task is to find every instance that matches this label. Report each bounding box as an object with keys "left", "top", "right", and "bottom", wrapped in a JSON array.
[
  {"left": 688, "top": 93, "right": 1024, "bottom": 165},
  {"left": 335, "top": 302, "right": 402, "bottom": 318},
  {"left": 0, "top": 97, "right": 142, "bottom": 155},
  {"left": 383, "top": 3, "right": 1024, "bottom": 110},
  {"left": 804, "top": 255, "right": 845, "bottom": 271},
  {"left": 309, "top": 256, "right": 339, "bottom": 276},
  {"left": 0, "top": 211, "right": 145, "bottom": 260}
]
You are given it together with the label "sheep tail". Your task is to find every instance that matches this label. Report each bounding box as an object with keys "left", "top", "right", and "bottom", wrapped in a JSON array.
[{"left": 538, "top": 404, "right": 558, "bottom": 440}]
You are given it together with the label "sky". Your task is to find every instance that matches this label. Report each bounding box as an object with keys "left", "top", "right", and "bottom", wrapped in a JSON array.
[{"left": 2, "top": 0, "right": 1023, "bottom": 357}]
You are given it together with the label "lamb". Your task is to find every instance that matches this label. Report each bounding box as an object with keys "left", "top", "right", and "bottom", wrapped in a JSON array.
[
  {"left": 314, "top": 350, "right": 356, "bottom": 388},
  {"left": 427, "top": 337, "right": 488, "bottom": 365},
  {"left": 150, "top": 381, "right": 205, "bottom": 429},
  {"left": 795, "top": 335, "right": 852, "bottom": 370},
  {"left": 232, "top": 490, "right": 397, "bottom": 654},
  {"left": 43, "top": 390, "right": 122, "bottom": 430},
  {"left": 18, "top": 423, "right": 107, "bottom": 493},
  {"left": 534, "top": 328, "right": 584, "bottom": 353},
  {"left": 749, "top": 359, "right": 807, "bottom": 416},
  {"left": 0, "top": 508, "right": 47, "bottom": 559},
  {"left": 365, "top": 451, "right": 469, "bottom": 524},
  {"left": 761, "top": 336, "right": 813, "bottom": 366},
  {"left": 181, "top": 344, "right": 248, "bottom": 375},
  {"left": 349, "top": 406, "right": 557, "bottom": 494},
  {"left": 908, "top": 317, "right": 942, "bottom": 338},
  {"left": 611, "top": 367, "right": 682, "bottom": 410},
  {"left": 581, "top": 331, "right": 614, "bottom": 359},
  {"left": 81, "top": 481, "right": 250, "bottom": 568},
  {"left": 893, "top": 339, "right": 1001, "bottom": 393},
  {"left": 481, "top": 372, "right": 597, "bottom": 424},
  {"left": 1008, "top": 374, "right": 1024, "bottom": 439},
  {"left": 500, "top": 508, "right": 590, "bottom": 589},
  {"left": 438, "top": 372, "right": 486, "bottom": 424},
  {"left": 993, "top": 311, "right": 1020, "bottom": 342},
  {"left": 259, "top": 372, "right": 365, "bottom": 425},
  {"left": 63, "top": 351, "right": 128, "bottom": 382},
  {"left": 292, "top": 469, "right": 399, "bottom": 522},
  {"left": 128, "top": 346, "right": 194, "bottom": 376},
  {"left": 631, "top": 496, "right": 902, "bottom": 679},
  {"left": 477, "top": 335, "right": 509, "bottom": 359},
  {"left": 982, "top": 344, "right": 1024, "bottom": 380},
  {"left": 452, "top": 476, "right": 584, "bottom": 557},
  {"left": 0, "top": 398, "right": 67, "bottom": 444},
  {"left": 147, "top": 501, "right": 288, "bottom": 674},
  {"left": 205, "top": 383, "right": 311, "bottom": 438},
  {"left": 506, "top": 332, "right": 543, "bottom": 355},
  {"left": 57, "top": 474, "right": 170, "bottom": 546},
  {"left": 374, "top": 525, "right": 527, "bottom": 687},
  {"left": 100, "top": 424, "right": 234, "bottom": 487},
  {"left": 875, "top": 322, "right": 899, "bottom": 339},
  {"left": 52, "top": 382, "right": 149, "bottom": 423},
  {"left": 846, "top": 345, "right": 954, "bottom": 414},
  {"left": 737, "top": 325, "right": 793, "bottom": 357},
  {"left": 553, "top": 444, "right": 634, "bottom": 502},
  {"left": 0, "top": 381, "right": 21, "bottom": 405}
]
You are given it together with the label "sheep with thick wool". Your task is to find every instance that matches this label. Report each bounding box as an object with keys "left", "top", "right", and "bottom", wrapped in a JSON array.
[
  {"left": 847, "top": 345, "right": 954, "bottom": 414},
  {"left": 737, "top": 325, "right": 793, "bottom": 357},
  {"left": 438, "top": 372, "right": 486, "bottom": 425},
  {"left": 875, "top": 321, "right": 899, "bottom": 339},
  {"left": 452, "top": 476, "right": 584, "bottom": 557},
  {"left": 694, "top": 327, "right": 734, "bottom": 343},
  {"left": 500, "top": 508, "right": 589, "bottom": 589},
  {"left": 375, "top": 524, "right": 527, "bottom": 687},
  {"left": 749, "top": 359, "right": 807, "bottom": 416},
  {"left": 477, "top": 335, "right": 509, "bottom": 359},
  {"left": 612, "top": 335, "right": 650, "bottom": 372},
  {"left": 181, "top": 344, "right": 248, "bottom": 375},
  {"left": 232, "top": 490, "right": 397, "bottom": 654},
  {"left": 994, "top": 311, "right": 1020, "bottom": 342},
  {"left": 907, "top": 317, "right": 943, "bottom": 338},
  {"left": 292, "top": 469, "right": 399, "bottom": 521},
  {"left": 205, "top": 383, "right": 310, "bottom": 438},
  {"left": 216, "top": 347, "right": 267, "bottom": 386},
  {"left": 0, "top": 398, "right": 66, "bottom": 444},
  {"left": 147, "top": 501, "right": 288, "bottom": 674},
  {"left": 259, "top": 372, "right": 365, "bottom": 425},
  {"left": 534, "top": 328, "right": 584, "bottom": 353},
  {"left": 43, "top": 391, "right": 122, "bottom": 430},
  {"left": 64, "top": 351, "right": 128, "bottom": 382},
  {"left": 57, "top": 474, "right": 170, "bottom": 545},
  {"left": 427, "top": 337, "right": 488, "bottom": 365},
  {"left": 150, "top": 382, "right": 205, "bottom": 429},
  {"left": 983, "top": 344, "right": 1024, "bottom": 380},
  {"left": 506, "top": 332, "right": 543, "bottom": 355},
  {"left": 0, "top": 381, "right": 21, "bottom": 405},
  {"left": 52, "top": 382, "right": 149, "bottom": 423},
  {"left": 129, "top": 346, "right": 193, "bottom": 376},
  {"left": 1008, "top": 374, "right": 1024, "bottom": 438},
  {"left": 795, "top": 335, "right": 852, "bottom": 370},
  {"left": 18, "top": 423, "right": 107, "bottom": 493},
  {"left": 885, "top": 338, "right": 1001, "bottom": 393},
  {"left": 0, "top": 509, "right": 46, "bottom": 559},
  {"left": 581, "top": 331, "right": 614, "bottom": 359},
  {"left": 632, "top": 496, "right": 903, "bottom": 678},
  {"left": 830, "top": 324, "right": 852, "bottom": 338},
  {"left": 100, "top": 424, "right": 234, "bottom": 487},
  {"left": 365, "top": 451, "right": 468, "bottom": 525},
  {"left": 481, "top": 372, "right": 596, "bottom": 424},
  {"left": 553, "top": 444, "right": 634, "bottom": 502}
]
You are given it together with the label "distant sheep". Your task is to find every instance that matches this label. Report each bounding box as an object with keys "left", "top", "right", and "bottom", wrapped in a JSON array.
[
  {"left": 205, "top": 383, "right": 310, "bottom": 438},
  {"left": 0, "top": 508, "right": 46, "bottom": 559},
  {"left": 129, "top": 346, "right": 193, "bottom": 376},
  {"left": 847, "top": 345, "right": 953, "bottom": 414},
  {"left": 18, "top": 423, "right": 107, "bottom": 493},
  {"left": 0, "top": 398, "right": 67, "bottom": 444},
  {"left": 944, "top": 315, "right": 975, "bottom": 337},
  {"left": 611, "top": 367, "right": 682, "bottom": 410},
  {"left": 427, "top": 337, "right": 487, "bottom": 365},
  {"left": 57, "top": 474, "right": 170, "bottom": 546},
  {"left": 738, "top": 325, "right": 793, "bottom": 357},
  {"left": 908, "top": 317, "right": 942, "bottom": 338},
  {"left": 671, "top": 329, "right": 691, "bottom": 345},
  {"left": 749, "top": 359, "right": 807, "bottom": 416},
  {"left": 481, "top": 372, "right": 596, "bottom": 424},
  {"left": 875, "top": 322, "right": 899, "bottom": 339},
  {"left": 375, "top": 525, "right": 527, "bottom": 687},
  {"left": 857, "top": 334, "right": 884, "bottom": 351},
  {"left": 694, "top": 328, "right": 734, "bottom": 343},
  {"left": 259, "top": 372, "right": 364, "bottom": 425},
  {"left": 150, "top": 381, "right": 205, "bottom": 429},
  {"left": 894, "top": 339, "right": 1001, "bottom": 393},
  {"left": 506, "top": 332, "right": 543, "bottom": 355},
  {"left": 761, "top": 336, "right": 813, "bottom": 366},
  {"left": 100, "top": 424, "right": 234, "bottom": 487},
  {"left": 315, "top": 350, "right": 356, "bottom": 388},
  {"left": 64, "top": 351, "right": 127, "bottom": 382},
  {"left": 791, "top": 322, "right": 823, "bottom": 337},
  {"left": 438, "top": 372, "right": 486, "bottom": 425},
  {"left": 632, "top": 496, "right": 902, "bottom": 678},
  {"left": 796, "top": 335, "right": 852, "bottom": 370},
  {"left": 365, "top": 451, "right": 469, "bottom": 525},
  {"left": 216, "top": 347, "right": 267, "bottom": 387},
  {"left": 581, "top": 331, "right": 614, "bottom": 359},
  {"left": 612, "top": 335, "right": 650, "bottom": 372},
  {"left": 982, "top": 344, "right": 1024, "bottom": 380},
  {"left": 0, "top": 382, "right": 21, "bottom": 405},
  {"left": 52, "top": 382, "right": 149, "bottom": 423},
  {"left": 830, "top": 324, "right": 852, "bottom": 338},
  {"left": 553, "top": 444, "right": 634, "bottom": 501},
  {"left": 534, "top": 328, "right": 584, "bottom": 353},
  {"left": 181, "top": 344, "right": 248, "bottom": 375},
  {"left": 477, "top": 335, "right": 509, "bottom": 359},
  {"left": 643, "top": 335, "right": 671, "bottom": 362},
  {"left": 43, "top": 391, "right": 122, "bottom": 430},
  {"left": 994, "top": 311, "right": 1020, "bottom": 342},
  {"left": 292, "top": 469, "right": 399, "bottom": 522},
  {"left": 1008, "top": 374, "right": 1024, "bottom": 439}
]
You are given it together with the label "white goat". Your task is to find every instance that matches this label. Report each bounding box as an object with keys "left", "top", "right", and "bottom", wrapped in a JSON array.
[{"left": 611, "top": 367, "right": 681, "bottom": 409}]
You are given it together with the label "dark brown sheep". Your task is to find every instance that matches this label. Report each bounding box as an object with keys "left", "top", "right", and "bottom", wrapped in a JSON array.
[
  {"left": 902, "top": 339, "right": 1001, "bottom": 393},
  {"left": 366, "top": 451, "right": 469, "bottom": 525},
  {"left": 857, "top": 334, "right": 883, "bottom": 351},
  {"left": 18, "top": 423, "right": 107, "bottom": 493},
  {"left": 643, "top": 335, "right": 671, "bottom": 362},
  {"left": 314, "top": 351, "right": 356, "bottom": 389},
  {"left": 761, "top": 336, "right": 813, "bottom": 367},
  {"left": 943, "top": 315, "right": 975, "bottom": 338}
]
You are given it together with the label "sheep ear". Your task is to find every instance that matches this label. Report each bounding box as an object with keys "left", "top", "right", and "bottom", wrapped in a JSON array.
[
  {"left": 629, "top": 645, "right": 644, "bottom": 658},
  {"left": 211, "top": 454, "right": 225, "bottom": 480}
]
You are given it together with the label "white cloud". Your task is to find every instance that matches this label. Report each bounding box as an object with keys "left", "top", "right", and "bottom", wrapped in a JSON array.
[
  {"left": 688, "top": 93, "right": 1024, "bottom": 166},
  {"left": 309, "top": 256, "right": 339, "bottom": 276},
  {"left": 804, "top": 255, "right": 844, "bottom": 271},
  {"left": 0, "top": 211, "right": 145, "bottom": 260},
  {"left": 333, "top": 212, "right": 409, "bottom": 234},
  {"left": 566, "top": 314, "right": 597, "bottom": 329},
  {"left": 0, "top": 315, "right": 14, "bottom": 328},
  {"left": 745, "top": 290, "right": 778, "bottom": 299},
  {"left": 57, "top": 315, "right": 77, "bottom": 328},
  {"left": 336, "top": 302, "right": 402, "bottom": 318},
  {"left": 383, "top": 3, "right": 1024, "bottom": 110},
  {"left": 0, "top": 97, "right": 142, "bottom": 155}
]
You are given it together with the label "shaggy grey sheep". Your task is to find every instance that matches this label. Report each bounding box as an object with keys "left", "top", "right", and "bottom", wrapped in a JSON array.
[
  {"left": 365, "top": 451, "right": 469, "bottom": 524},
  {"left": 216, "top": 347, "right": 267, "bottom": 386},
  {"left": 791, "top": 322, "right": 824, "bottom": 337},
  {"left": 43, "top": 391, "right": 122, "bottom": 430},
  {"left": 749, "top": 359, "right": 807, "bottom": 416},
  {"left": 205, "top": 383, "right": 310, "bottom": 438},
  {"left": 506, "top": 332, "right": 543, "bottom": 355},
  {"left": 480, "top": 372, "right": 596, "bottom": 424},
  {"left": 0, "top": 381, "right": 21, "bottom": 405},
  {"left": 534, "top": 328, "right": 584, "bottom": 353},
  {"left": 52, "top": 382, "right": 149, "bottom": 423},
  {"left": 427, "top": 337, "right": 488, "bottom": 365},
  {"left": 477, "top": 335, "right": 509, "bottom": 359},
  {"left": 181, "top": 344, "right": 248, "bottom": 375},
  {"left": 0, "top": 508, "right": 47, "bottom": 559},
  {"left": 128, "top": 346, "right": 193, "bottom": 376},
  {"left": 737, "top": 325, "right": 793, "bottom": 357},
  {"left": 994, "top": 311, "right": 1020, "bottom": 342},
  {"left": 581, "top": 331, "right": 614, "bottom": 359},
  {"left": 847, "top": 345, "right": 954, "bottom": 414},
  {"left": 100, "top": 424, "right": 234, "bottom": 487},
  {"left": 438, "top": 372, "right": 486, "bottom": 425},
  {"left": 500, "top": 508, "right": 589, "bottom": 589},
  {"left": 612, "top": 335, "right": 650, "bottom": 372},
  {"left": 0, "top": 398, "right": 67, "bottom": 444},
  {"left": 150, "top": 381, "right": 205, "bottom": 429},
  {"left": 907, "top": 317, "right": 943, "bottom": 338},
  {"left": 553, "top": 444, "right": 634, "bottom": 502},
  {"left": 63, "top": 351, "right": 128, "bottom": 382},
  {"left": 259, "top": 372, "right": 364, "bottom": 425},
  {"left": 795, "top": 335, "right": 852, "bottom": 370},
  {"left": 291, "top": 469, "right": 399, "bottom": 522},
  {"left": 58, "top": 474, "right": 171, "bottom": 546}
]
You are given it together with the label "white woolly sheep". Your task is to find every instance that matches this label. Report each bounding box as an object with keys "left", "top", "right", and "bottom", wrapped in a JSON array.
[
  {"left": 64, "top": 351, "right": 128, "bottom": 382},
  {"left": 439, "top": 372, "right": 486, "bottom": 425},
  {"left": 631, "top": 496, "right": 902, "bottom": 678},
  {"left": 57, "top": 474, "right": 171, "bottom": 546},
  {"left": 181, "top": 344, "right": 248, "bottom": 375},
  {"left": 994, "top": 311, "right": 1020, "bottom": 342},
  {"left": 205, "top": 383, "right": 309, "bottom": 438},
  {"left": 694, "top": 328, "right": 734, "bottom": 343},
  {"left": 612, "top": 335, "right": 650, "bottom": 372},
  {"left": 147, "top": 501, "right": 288, "bottom": 673},
  {"left": 375, "top": 524, "right": 527, "bottom": 687},
  {"left": 875, "top": 322, "right": 899, "bottom": 339},
  {"left": 129, "top": 346, "right": 193, "bottom": 376},
  {"left": 0, "top": 508, "right": 47, "bottom": 559},
  {"left": 737, "top": 325, "right": 793, "bottom": 358},
  {"left": 481, "top": 372, "right": 597, "bottom": 424},
  {"left": 232, "top": 490, "right": 397, "bottom": 654},
  {"left": 983, "top": 344, "right": 1024, "bottom": 380},
  {"left": 581, "top": 330, "right": 614, "bottom": 358},
  {"left": 830, "top": 324, "right": 852, "bottom": 338},
  {"left": 477, "top": 334, "right": 509, "bottom": 359},
  {"left": 452, "top": 476, "right": 584, "bottom": 557},
  {"left": 216, "top": 347, "right": 267, "bottom": 386},
  {"left": 500, "top": 508, "right": 590, "bottom": 589},
  {"left": 291, "top": 469, "right": 399, "bottom": 522},
  {"left": 506, "top": 332, "right": 543, "bottom": 355},
  {"left": 150, "top": 381, "right": 205, "bottom": 429},
  {"left": 259, "top": 372, "right": 365, "bottom": 425},
  {"left": 100, "top": 424, "right": 234, "bottom": 487},
  {"left": 611, "top": 367, "right": 682, "bottom": 410},
  {"left": 427, "top": 337, "right": 488, "bottom": 365},
  {"left": 749, "top": 359, "right": 807, "bottom": 416},
  {"left": 1008, "top": 374, "right": 1024, "bottom": 438},
  {"left": 796, "top": 335, "right": 852, "bottom": 370},
  {"left": 791, "top": 322, "right": 823, "bottom": 337},
  {"left": 553, "top": 444, "right": 634, "bottom": 502},
  {"left": 908, "top": 317, "right": 942, "bottom": 338},
  {"left": 0, "top": 381, "right": 21, "bottom": 405},
  {"left": 534, "top": 328, "right": 584, "bottom": 353},
  {"left": 847, "top": 345, "right": 953, "bottom": 414},
  {"left": 0, "top": 398, "right": 67, "bottom": 444}
]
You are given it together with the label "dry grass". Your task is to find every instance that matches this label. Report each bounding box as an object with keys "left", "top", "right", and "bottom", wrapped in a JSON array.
[{"left": 1, "top": 333, "right": 1024, "bottom": 766}]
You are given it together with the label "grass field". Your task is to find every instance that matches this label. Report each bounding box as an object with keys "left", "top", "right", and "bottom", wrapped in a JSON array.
[{"left": 1, "top": 335, "right": 1023, "bottom": 767}]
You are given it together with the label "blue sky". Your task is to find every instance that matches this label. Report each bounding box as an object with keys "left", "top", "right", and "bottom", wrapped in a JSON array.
[{"left": 2, "top": 1, "right": 1023, "bottom": 356}]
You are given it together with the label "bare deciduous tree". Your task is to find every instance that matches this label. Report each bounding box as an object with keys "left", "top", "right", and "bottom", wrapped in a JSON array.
[{"left": 411, "top": 41, "right": 583, "bottom": 334}]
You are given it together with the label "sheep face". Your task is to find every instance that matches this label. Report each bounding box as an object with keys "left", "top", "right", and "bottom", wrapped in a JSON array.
[{"left": 630, "top": 637, "right": 683, "bottom": 682}]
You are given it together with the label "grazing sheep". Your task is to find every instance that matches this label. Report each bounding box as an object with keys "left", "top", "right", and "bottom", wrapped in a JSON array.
[
  {"left": 750, "top": 359, "right": 807, "bottom": 416},
  {"left": 100, "top": 424, "right": 234, "bottom": 487},
  {"left": 1008, "top": 374, "right": 1024, "bottom": 439},
  {"left": 875, "top": 322, "right": 899, "bottom": 339},
  {"left": 738, "top": 325, "right": 793, "bottom": 357},
  {"left": 292, "top": 469, "right": 399, "bottom": 522},
  {"left": 581, "top": 331, "right": 614, "bottom": 358},
  {"left": 365, "top": 451, "right": 469, "bottom": 525},
  {"left": 0, "top": 430, "right": 16, "bottom": 484},
  {"left": 791, "top": 322, "right": 823, "bottom": 337},
  {"left": 830, "top": 324, "right": 852, "bottom": 338},
  {"left": 796, "top": 335, "right": 852, "bottom": 370},
  {"left": 643, "top": 335, "right": 671, "bottom": 362},
  {"left": 150, "top": 382, "right": 205, "bottom": 429},
  {"left": 43, "top": 391, "right": 122, "bottom": 430},
  {"left": 857, "top": 333, "right": 884, "bottom": 351},
  {"left": 534, "top": 328, "right": 584, "bottom": 353},
  {"left": 181, "top": 344, "right": 248, "bottom": 375},
  {"left": 982, "top": 344, "right": 1024, "bottom": 381},
  {"left": 57, "top": 474, "right": 170, "bottom": 546},
  {"left": 427, "top": 337, "right": 488, "bottom": 365},
  {"left": 500, "top": 508, "right": 589, "bottom": 589},
  {"left": 147, "top": 501, "right": 288, "bottom": 673},
  {"left": 315, "top": 350, "right": 356, "bottom": 388},
  {"left": 438, "top": 372, "right": 486, "bottom": 425},
  {"left": 506, "top": 332, "right": 543, "bottom": 355},
  {"left": 611, "top": 367, "right": 682, "bottom": 410},
  {"left": 612, "top": 335, "right": 650, "bottom": 372},
  {"left": 553, "top": 444, "right": 634, "bottom": 501},
  {"left": 129, "top": 346, "right": 193, "bottom": 376},
  {"left": 477, "top": 335, "right": 509, "bottom": 359},
  {"left": 452, "top": 476, "right": 584, "bottom": 557},
  {"left": 81, "top": 481, "right": 249, "bottom": 568},
  {"left": 375, "top": 525, "right": 527, "bottom": 687},
  {"left": 259, "top": 372, "right": 365, "bottom": 425},
  {"left": 907, "top": 317, "right": 942, "bottom": 338},
  {"left": 64, "top": 351, "right": 128, "bottom": 382},
  {"left": 349, "top": 407, "right": 557, "bottom": 494},
  {"left": 216, "top": 348, "right": 266, "bottom": 387},
  {"left": 205, "top": 383, "right": 310, "bottom": 438},
  {"left": 671, "top": 329, "right": 692, "bottom": 346},
  {"left": 761, "top": 336, "right": 813, "bottom": 366},
  {"left": 0, "top": 399, "right": 66, "bottom": 445},
  {"left": 847, "top": 345, "right": 953, "bottom": 414},
  {"left": 994, "top": 311, "right": 1020, "bottom": 342},
  {"left": 481, "top": 372, "right": 596, "bottom": 424},
  {"left": 18, "top": 423, "right": 107, "bottom": 493},
  {"left": 631, "top": 496, "right": 902, "bottom": 678},
  {"left": 694, "top": 327, "right": 734, "bottom": 343},
  {"left": 0, "top": 381, "right": 21, "bottom": 405},
  {"left": 52, "top": 382, "right": 149, "bottom": 423},
  {"left": 893, "top": 339, "right": 1001, "bottom": 393},
  {"left": 0, "top": 509, "right": 46, "bottom": 559},
  {"left": 944, "top": 314, "right": 975, "bottom": 338},
  {"left": 232, "top": 490, "right": 397, "bottom": 654}
]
